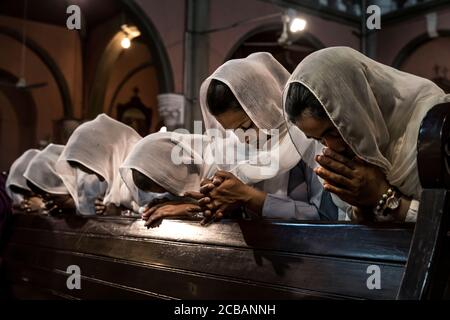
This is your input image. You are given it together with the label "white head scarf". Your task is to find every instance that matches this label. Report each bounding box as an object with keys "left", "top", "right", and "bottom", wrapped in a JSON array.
[
  {"left": 120, "top": 132, "right": 218, "bottom": 206},
  {"left": 23, "top": 144, "right": 68, "bottom": 195},
  {"left": 200, "top": 52, "right": 315, "bottom": 195},
  {"left": 284, "top": 46, "right": 450, "bottom": 199},
  {"left": 56, "top": 114, "right": 142, "bottom": 212},
  {"left": 6, "top": 149, "right": 40, "bottom": 205}
]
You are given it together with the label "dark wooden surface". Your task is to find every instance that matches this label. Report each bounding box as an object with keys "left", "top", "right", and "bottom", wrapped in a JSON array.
[
  {"left": 2, "top": 103, "right": 449, "bottom": 300},
  {"left": 397, "top": 103, "right": 450, "bottom": 299},
  {"left": 417, "top": 103, "right": 450, "bottom": 190},
  {"left": 2, "top": 213, "right": 413, "bottom": 300},
  {"left": 397, "top": 189, "right": 449, "bottom": 299}
]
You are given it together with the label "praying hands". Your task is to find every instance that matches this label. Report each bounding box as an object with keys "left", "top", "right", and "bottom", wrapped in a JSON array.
[
  {"left": 314, "top": 147, "right": 410, "bottom": 222},
  {"left": 314, "top": 147, "right": 390, "bottom": 208},
  {"left": 185, "top": 171, "right": 267, "bottom": 226}
]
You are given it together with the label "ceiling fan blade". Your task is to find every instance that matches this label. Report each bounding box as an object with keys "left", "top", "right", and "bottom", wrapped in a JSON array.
[
  {"left": 0, "top": 81, "right": 48, "bottom": 90},
  {"left": 22, "top": 82, "right": 48, "bottom": 89},
  {"left": 0, "top": 81, "right": 18, "bottom": 88}
]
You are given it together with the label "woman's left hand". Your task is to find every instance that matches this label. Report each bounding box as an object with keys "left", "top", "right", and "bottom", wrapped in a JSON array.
[
  {"left": 185, "top": 171, "right": 252, "bottom": 225},
  {"left": 202, "top": 170, "right": 249, "bottom": 200},
  {"left": 315, "top": 148, "right": 390, "bottom": 208},
  {"left": 201, "top": 171, "right": 251, "bottom": 212}
]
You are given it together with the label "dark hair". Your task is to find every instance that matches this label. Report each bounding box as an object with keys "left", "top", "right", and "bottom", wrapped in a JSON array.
[
  {"left": 132, "top": 169, "right": 154, "bottom": 192},
  {"left": 68, "top": 160, "right": 86, "bottom": 170},
  {"left": 206, "top": 79, "right": 243, "bottom": 116},
  {"left": 68, "top": 160, "right": 102, "bottom": 180},
  {"left": 9, "top": 184, "right": 32, "bottom": 197},
  {"left": 285, "top": 82, "right": 327, "bottom": 122},
  {"left": 131, "top": 168, "right": 170, "bottom": 194},
  {"left": 26, "top": 180, "right": 46, "bottom": 196}
]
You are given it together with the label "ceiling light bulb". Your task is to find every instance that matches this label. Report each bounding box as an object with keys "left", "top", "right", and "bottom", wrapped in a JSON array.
[
  {"left": 121, "top": 37, "right": 131, "bottom": 49},
  {"left": 289, "top": 18, "right": 307, "bottom": 32}
]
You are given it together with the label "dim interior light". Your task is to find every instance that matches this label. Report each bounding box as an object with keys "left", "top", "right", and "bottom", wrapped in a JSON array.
[
  {"left": 289, "top": 17, "right": 307, "bottom": 33},
  {"left": 119, "top": 25, "right": 140, "bottom": 50},
  {"left": 121, "top": 36, "right": 131, "bottom": 49}
]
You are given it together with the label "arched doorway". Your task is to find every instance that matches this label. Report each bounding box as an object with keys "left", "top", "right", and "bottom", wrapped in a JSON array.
[
  {"left": 393, "top": 31, "right": 450, "bottom": 93},
  {"left": 87, "top": 0, "right": 174, "bottom": 126},
  {"left": 0, "top": 0, "right": 173, "bottom": 142},
  {"left": 121, "top": 0, "right": 173, "bottom": 93},
  {"left": 0, "top": 25, "right": 73, "bottom": 118},
  {"left": 226, "top": 24, "right": 324, "bottom": 72},
  {"left": 0, "top": 69, "right": 37, "bottom": 171}
]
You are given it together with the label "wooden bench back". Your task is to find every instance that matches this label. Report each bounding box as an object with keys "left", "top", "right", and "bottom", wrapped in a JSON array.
[{"left": 2, "top": 103, "right": 449, "bottom": 300}]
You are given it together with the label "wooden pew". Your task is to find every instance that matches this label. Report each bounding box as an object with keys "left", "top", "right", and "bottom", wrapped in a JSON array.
[
  {"left": 397, "top": 102, "right": 450, "bottom": 299},
  {"left": 1, "top": 214, "right": 413, "bottom": 300},
  {"left": 0, "top": 103, "right": 448, "bottom": 300}
]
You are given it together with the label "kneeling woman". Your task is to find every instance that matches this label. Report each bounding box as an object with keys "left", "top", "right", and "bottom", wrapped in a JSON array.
[
  {"left": 23, "top": 144, "right": 74, "bottom": 214},
  {"left": 5, "top": 149, "right": 43, "bottom": 212},
  {"left": 56, "top": 114, "right": 141, "bottom": 216},
  {"left": 284, "top": 46, "right": 450, "bottom": 222},
  {"left": 120, "top": 132, "right": 219, "bottom": 227},
  {"left": 194, "top": 52, "right": 338, "bottom": 222}
]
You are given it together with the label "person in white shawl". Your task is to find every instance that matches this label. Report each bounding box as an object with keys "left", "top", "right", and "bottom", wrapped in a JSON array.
[
  {"left": 283, "top": 46, "right": 450, "bottom": 223},
  {"left": 193, "top": 52, "right": 338, "bottom": 223},
  {"left": 120, "top": 131, "right": 218, "bottom": 227},
  {"left": 23, "top": 144, "right": 74, "bottom": 214},
  {"left": 56, "top": 114, "right": 141, "bottom": 216},
  {"left": 5, "top": 149, "right": 43, "bottom": 212}
]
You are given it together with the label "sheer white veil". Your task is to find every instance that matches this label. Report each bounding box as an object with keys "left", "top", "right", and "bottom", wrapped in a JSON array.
[
  {"left": 56, "top": 114, "right": 142, "bottom": 213},
  {"left": 23, "top": 144, "right": 68, "bottom": 194},
  {"left": 120, "top": 132, "right": 218, "bottom": 204},
  {"left": 6, "top": 149, "right": 40, "bottom": 205},
  {"left": 284, "top": 46, "right": 450, "bottom": 199},
  {"left": 200, "top": 52, "right": 317, "bottom": 195}
]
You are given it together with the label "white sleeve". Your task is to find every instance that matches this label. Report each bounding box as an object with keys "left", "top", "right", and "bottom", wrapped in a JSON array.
[{"left": 405, "top": 199, "right": 420, "bottom": 222}]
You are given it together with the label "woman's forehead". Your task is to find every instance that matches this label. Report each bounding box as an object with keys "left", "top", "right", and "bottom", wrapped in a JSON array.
[
  {"left": 297, "top": 114, "right": 333, "bottom": 136},
  {"left": 216, "top": 109, "right": 251, "bottom": 129}
]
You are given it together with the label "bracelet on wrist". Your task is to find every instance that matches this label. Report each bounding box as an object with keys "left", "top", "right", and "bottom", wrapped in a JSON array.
[{"left": 374, "top": 186, "right": 401, "bottom": 218}]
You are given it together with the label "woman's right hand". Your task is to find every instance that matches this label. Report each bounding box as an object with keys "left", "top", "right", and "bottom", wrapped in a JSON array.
[
  {"left": 315, "top": 148, "right": 390, "bottom": 208},
  {"left": 142, "top": 202, "right": 202, "bottom": 228},
  {"left": 21, "top": 196, "right": 44, "bottom": 213},
  {"left": 95, "top": 198, "right": 106, "bottom": 215},
  {"left": 184, "top": 176, "right": 223, "bottom": 225}
]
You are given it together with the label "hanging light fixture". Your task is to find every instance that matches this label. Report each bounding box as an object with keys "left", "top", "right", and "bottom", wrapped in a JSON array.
[
  {"left": 120, "top": 24, "right": 141, "bottom": 49},
  {"left": 278, "top": 9, "right": 307, "bottom": 46},
  {"left": 289, "top": 17, "right": 307, "bottom": 33}
]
